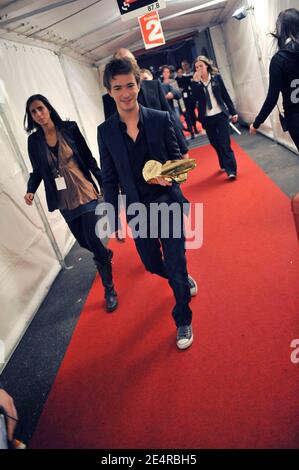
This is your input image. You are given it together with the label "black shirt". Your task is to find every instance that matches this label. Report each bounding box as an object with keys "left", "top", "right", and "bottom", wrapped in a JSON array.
[
  {"left": 48, "top": 141, "right": 59, "bottom": 157},
  {"left": 176, "top": 76, "right": 193, "bottom": 102},
  {"left": 253, "top": 43, "right": 299, "bottom": 128},
  {"left": 118, "top": 114, "right": 166, "bottom": 205}
]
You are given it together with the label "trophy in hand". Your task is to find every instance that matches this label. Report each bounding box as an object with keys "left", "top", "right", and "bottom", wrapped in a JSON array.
[{"left": 143, "top": 158, "right": 196, "bottom": 184}]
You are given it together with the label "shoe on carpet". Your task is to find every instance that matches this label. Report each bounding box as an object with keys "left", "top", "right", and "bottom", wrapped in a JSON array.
[
  {"left": 176, "top": 324, "right": 193, "bottom": 350},
  {"left": 188, "top": 275, "right": 198, "bottom": 297},
  {"left": 227, "top": 173, "right": 237, "bottom": 180}
]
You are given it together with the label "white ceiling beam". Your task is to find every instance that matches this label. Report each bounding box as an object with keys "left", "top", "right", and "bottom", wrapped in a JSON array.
[{"left": 0, "top": 0, "right": 80, "bottom": 26}]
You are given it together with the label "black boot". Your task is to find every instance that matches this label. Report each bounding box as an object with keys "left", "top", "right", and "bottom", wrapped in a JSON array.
[{"left": 94, "top": 250, "right": 118, "bottom": 313}]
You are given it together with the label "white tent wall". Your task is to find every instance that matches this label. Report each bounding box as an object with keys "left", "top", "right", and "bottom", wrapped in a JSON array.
[
  {"left": 0, "top": 117, "right": 61, "bottom": 371},
  {"left": 0, "top": 38, "right": 104, "bottom": 370},
  {"left": 211, "top": 0, "right": 298, "bottom": 153},
  {"left": 59, "top": 55, "right": 105, "bottom": 158},
  {"left": 209, "top": 25, "right": 236, "bottom": 106}
]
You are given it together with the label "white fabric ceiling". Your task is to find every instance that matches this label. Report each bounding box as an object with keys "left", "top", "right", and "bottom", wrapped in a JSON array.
[{"left": 0, "top": 0, "right": 238, "bottom": 63}]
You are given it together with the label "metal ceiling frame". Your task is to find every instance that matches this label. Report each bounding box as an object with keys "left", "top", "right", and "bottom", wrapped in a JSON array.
[
  {"left": 59, "top": 1, "right": 227, "bottom": 56},
  {"left": 0, "top": 0, "right": 80, "bottom": 26}
]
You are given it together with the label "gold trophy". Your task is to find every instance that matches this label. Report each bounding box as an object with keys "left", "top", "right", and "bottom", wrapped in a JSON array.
[{"left": 142, "top": 158, "right": 196, "bottom": 184}]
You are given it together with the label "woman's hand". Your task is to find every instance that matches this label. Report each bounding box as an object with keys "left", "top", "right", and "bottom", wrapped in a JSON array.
[
  {"left": 24, "top": 193, "right": 35, "bottom": 205},
  {"left": 193, "top": 71, "right": 201, "bottom": 82},
  {"left": 231, "top": 114, "right": 238, "bottom": 123},
  {"left": 249, "top": 124, "right": 257, "bottom": 135}
]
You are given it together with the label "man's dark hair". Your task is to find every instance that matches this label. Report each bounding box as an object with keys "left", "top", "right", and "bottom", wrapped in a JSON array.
[
  {"left": 272, "top": 8, "right": 299, "bottom": 49},
  {"left": 103, "top": 58, "right": 141, "bottom": 91}
]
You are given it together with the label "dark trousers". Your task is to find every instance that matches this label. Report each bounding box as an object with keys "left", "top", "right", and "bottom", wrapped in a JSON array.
[
  {"left": 184, "top": 99, "right": 197, "bottom": 128},
  {"left": 287, "top": 114, "right": 299, "bottom": 151},
  {"left": 133, "top": 206, "right": 192, "bottom": 328},
  {"left": 67, "top": 211, "right": 109, "bottom": 266},
  {"left": 205, "top": 112, "right": 237, "bottom": 175}
]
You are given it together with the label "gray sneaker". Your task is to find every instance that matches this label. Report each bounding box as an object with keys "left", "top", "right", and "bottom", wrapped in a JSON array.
[
  {"left": 176, "top": 324, "right": 193, "bottom": 350},
  {"left": 188, "top": 275, "right": 198, "bottom": 297}
]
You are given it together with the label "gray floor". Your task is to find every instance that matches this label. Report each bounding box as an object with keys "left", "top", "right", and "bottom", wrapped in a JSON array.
[{"left": 0, "top": 128, "right": 298, "bottom": 445}]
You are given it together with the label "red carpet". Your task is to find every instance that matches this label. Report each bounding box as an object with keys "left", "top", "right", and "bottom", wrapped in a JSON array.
[{"left": 31, "top": 141, "right": 299, "bottom": 449}]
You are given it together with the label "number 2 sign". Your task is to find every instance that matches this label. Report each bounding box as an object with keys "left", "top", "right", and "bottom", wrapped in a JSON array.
[{"left": 138, "top": 11, "right": 165, "bottom": 50}]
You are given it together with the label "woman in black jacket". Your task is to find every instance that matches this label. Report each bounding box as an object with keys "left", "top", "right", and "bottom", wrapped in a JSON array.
[
  {"left": 192, "top": 56, "right": 238, "bottom": 179},
  {"left": 23, "top": 95, "right": 118, "bottom": 312},
  {"left": 250, "top": 8, "right": 299, "bottom": 151}
]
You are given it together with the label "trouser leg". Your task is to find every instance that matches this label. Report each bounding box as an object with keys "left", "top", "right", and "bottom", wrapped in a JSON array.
[
  {"left": 205, "top": 114, "right": 237, "bottom": 174},
  {"left": 68, "top": 211, "right": 117, "bottom": 312}
]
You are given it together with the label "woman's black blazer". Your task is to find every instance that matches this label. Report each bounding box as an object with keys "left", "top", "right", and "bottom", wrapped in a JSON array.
[
  {"left": 27, "top": 121, "right": 102, "bottom": 212},
  {"left": 192, "top": 74, "right": 236, "bottom": 127}
]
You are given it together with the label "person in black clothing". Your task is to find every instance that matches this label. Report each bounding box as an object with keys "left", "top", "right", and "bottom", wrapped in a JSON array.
[
  {"left": 250, "top": 8, "right": 299, "bottom": 151},
  {"left": 102, "top": 48, "right": 189, "bottom": 159},
  {"left": 160, "top": 65, "right": 184, "bottom": 117},
  {"left": 176, "top": 66, "right": 198, "bottom": 138},
  {"left": 192, "top": 56, "right": 239, "bottom": 179},
  {"left": 98, "top": 58, "right": 198, "bottom": 350},
  {"left": 23, "top": 95, "right": 118, "bottom": 312}
]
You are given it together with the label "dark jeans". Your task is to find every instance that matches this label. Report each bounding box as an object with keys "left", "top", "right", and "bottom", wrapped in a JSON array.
[
  {"left": 287, "top": 114, "right": 299, "bottom": 151},
  {"left": 205, "top": 112, "right": 237, "bottom": 175},
  {"left": 67, "top": 211, "right": 109, "bottom": 266},
  {"left": 184, "top": 99, "right": 197, "bottom": 128},
  {"left": 133, "top": 204, "right": 192, "bottom": 328}
]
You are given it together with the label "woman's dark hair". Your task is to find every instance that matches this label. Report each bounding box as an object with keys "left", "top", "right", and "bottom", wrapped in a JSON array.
[
  {"left": 272, "top": 8, "right": 299, "bottom": 49},
  {"left": 103, "top": 58, "right": 140, "bottom": 91},
  {"left": 24, "top": 94, "right": 63, "bottom": 133}
]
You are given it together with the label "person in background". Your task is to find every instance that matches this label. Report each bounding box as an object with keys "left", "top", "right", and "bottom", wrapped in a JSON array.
[
  {"left": 176, "top": 66, "right": 198, "bottom": 138},
  {"left": 250, "top": 8, "right": 299, "bottom": 151},
  {"left": 160, "top": 65, "right": 185, "bottom": 120},
  {"left": 140, "top": 68, "right": 153, "bottom": 81},
  {"left": 192, "top": 56, "right": 239, "bottom": 179},
  {"left": 102, "top": 48, "right": 190, "bottom": 159},
  {"left": 181, "top": 59, "right": 193, "bottom": 78},
  {"left": 23, "top": 95, "right": 118, "bottom": 312}
]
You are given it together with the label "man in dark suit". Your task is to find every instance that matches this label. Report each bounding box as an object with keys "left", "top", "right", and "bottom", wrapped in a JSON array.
[
  {"left": 97, "top": 57, "right": 197, "bottom": 350},
  {"left": 102, "top": 48, "right": 189, "bottom": 159}
]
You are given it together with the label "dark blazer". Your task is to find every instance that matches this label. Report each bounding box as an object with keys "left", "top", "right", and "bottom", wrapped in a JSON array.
[
  {"left": 97, "top": 105, "right": 188, "bottom": 231},
  {"left": 102, "top": 79, "right": 188, "bottom": 154},
  {"left": 192, "top": 74, "right": 236, "bottom": 127},
  {"left": 27, "top": 121, "right": 102, "bottom": 212}
]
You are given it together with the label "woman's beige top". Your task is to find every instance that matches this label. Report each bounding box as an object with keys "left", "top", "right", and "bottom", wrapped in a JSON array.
[{"left": 47, "top": 131, "right": 98, "bottom": 210}]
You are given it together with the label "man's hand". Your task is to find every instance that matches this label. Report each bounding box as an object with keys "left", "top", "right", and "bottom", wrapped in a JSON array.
[
  {"left": 0, "top": 389, "right": 18, "bottom": 441},
  {"left": 181, "top": 153, "right": 190, "bottom": 160},
  {"left": 148, "top": 176, "right": 172, "bottom": 186},
  {"left": 24, "top": 193, "right": 34, "bottom": 205},
  {"left": 249, "top": 123, "right": 257, "bottom": 135},
  {"left": 231, "top": 114, "right": 238, "bottom": 124}
]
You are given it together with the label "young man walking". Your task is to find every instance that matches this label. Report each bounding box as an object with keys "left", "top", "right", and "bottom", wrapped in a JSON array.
[{"left": 97, "top": 58, "right": 197, "bottom": 350}]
